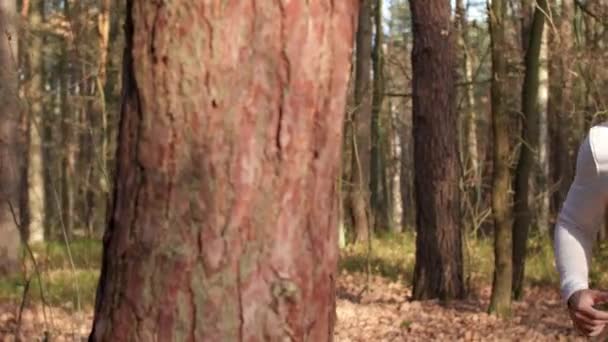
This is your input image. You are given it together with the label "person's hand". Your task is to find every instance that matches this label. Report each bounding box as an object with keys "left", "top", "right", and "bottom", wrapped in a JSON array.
[{"left": 567, "top": 289, "right": 608, "bottom": 337}]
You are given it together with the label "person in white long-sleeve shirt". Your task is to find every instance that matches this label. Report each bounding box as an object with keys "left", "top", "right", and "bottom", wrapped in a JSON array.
[{"left": 554, "top": 122, "right": 608, "bottom": 336}]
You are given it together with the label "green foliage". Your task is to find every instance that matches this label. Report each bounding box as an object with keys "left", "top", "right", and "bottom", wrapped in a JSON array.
[
  {"left": 339, "top": 231, "right": 563, "bottom": 290},
  {"left": 30, "top": 238, "right": 102, "bottom": 269},
  {"left": 523, "top": 232, "right": 559, "bottom": 286},
  {"left": 339, "top": 231, "right": 415, "bottom": 282},
  {"left": 5, "top": 232, "right": 608, "bottom": 310},
  {"left": 589, "top": 239, "right": 608, "bottom": 289},
  {"left": 0, "top": 239, "right": 101, "bottom": 310}
]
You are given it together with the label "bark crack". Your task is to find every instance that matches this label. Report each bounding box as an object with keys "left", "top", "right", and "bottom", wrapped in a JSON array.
[
  {"left": 200, "top": 5, "right": 213, "bottom": 59},
  {"left": 149, "top": 1, "right": 164, "bottom": 63},
  {"left": 237, "top": 265, "right": 244, "bottom": 341},
  {"left": 166, "top": 110, "right": 176, "bottom": 219},
  {"left": 276, "top": 0, "right": 290, "bottom": 158},
  {"left": 188, "top": 283, "right": 196, "bottom": 342}
]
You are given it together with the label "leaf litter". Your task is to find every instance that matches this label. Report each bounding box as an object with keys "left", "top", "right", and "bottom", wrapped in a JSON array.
[{"left": 0, "top": 271, "right": 589, "bottom": 341}]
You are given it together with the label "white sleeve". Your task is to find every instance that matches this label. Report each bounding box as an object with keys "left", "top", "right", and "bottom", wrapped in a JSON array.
[{"left": 554, "top": 127, "right": 608, "bottom": 303}]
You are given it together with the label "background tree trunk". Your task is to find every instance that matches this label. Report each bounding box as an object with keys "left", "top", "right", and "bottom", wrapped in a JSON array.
[
  {"left": 0, "top": 0, "right": 22, "bottom": 274},
  {"left": 536, "top": 29, "right": 550, "bottom": 234},
  {"left": 549, "top": 0, "right": 579, "bottom": 218},
  {"left": 388, "top": 99, "right": 403, "bottom": 232},
  {"left": 511, "top": 0, "right": 548, "bottom": 301},
  {"left": 370, "top": 0, "right": 390, "bottom": 232},
  {"left": 59, "top": 0, "right": 74, "bottom": 239},
  {"left": 457, "top": 0, "right": 483, "bottom": 237},
  {"left": 410, "top": 0, "right": 465, "bottom": 300},
  {"left": 90, "top": 1, "right": 358, "bottom": 340},
  {"left": 23, "top": 0, "right": 45, "bottom": 244},
  {"left": 350, "top": 0, "right": 372, "bottom": 242},
  {"left": 488, "top": 0, "right": 514, "bottom": 317},
  {"left": 457, "top": 0, "right": 479, "bottom": 182}
]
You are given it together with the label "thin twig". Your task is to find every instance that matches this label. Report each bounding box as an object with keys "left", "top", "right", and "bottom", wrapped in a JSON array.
[
  {"left": 7, "top": 201, "right": 50, "bottom": 332},
  {"left": 16, "top": 277, "right": 31, "bottom": 338},
  {"left": 350, "top": 117, "right": 373, "bottom": 298}
]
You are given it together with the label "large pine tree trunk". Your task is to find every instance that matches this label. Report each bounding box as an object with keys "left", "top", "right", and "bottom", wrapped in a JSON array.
[
  {"left": 511, "top": 0, "right": 548, "bottom": 301},
  {"left": 409, "top": 0, "right": 464, "bottom": 300},
  {"left": 488, "top": 0, "right": 514, "bottom": 317},
  {"left": 350, "top": 0, "right": 372, "bottom": 242},
  {"left": 90, "top": 1, "right": 358, "bottom": 340}
]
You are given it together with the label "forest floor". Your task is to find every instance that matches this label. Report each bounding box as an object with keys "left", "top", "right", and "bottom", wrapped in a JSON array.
[
  {"left": 0, "top": 233, "right": 598, "bottom": 341},
  {"left": 0, "top": 272, "right": 586, "bottom": 341},
  {"left": 334, "top": 272, "right": 584, "bottom": 341}
]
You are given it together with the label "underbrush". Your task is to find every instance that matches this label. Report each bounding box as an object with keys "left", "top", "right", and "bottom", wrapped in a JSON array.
[{"left": 3, "top": 230, "right": 608, "bottom": 309}]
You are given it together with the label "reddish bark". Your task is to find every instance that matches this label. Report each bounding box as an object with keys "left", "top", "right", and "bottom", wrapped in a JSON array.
[{"left": 90, "top": 1, "right": 358, "bottom": 341}]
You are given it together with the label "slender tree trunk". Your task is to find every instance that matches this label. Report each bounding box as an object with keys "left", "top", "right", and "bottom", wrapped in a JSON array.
[
  {"left": 511, "top": 0, "right": 548, "bottom": 301},
  {"left": 59, "top": 0, "right": 74, "bottom": 238},
  {"left": 401, "top": 102, "right": 416, "bottom": 232},
  {"left": 41, "top": 6, "right": 57, "bottom": 239},
  {"left": 350, "top": 0, "right": 372, "bottom": 242},
  {"left": 520, "top": 0, "right": 535, "bottom": 51},
  {"left": 389, "top": 100, "right": 403, "bottom": 232},
  {"left": 24, "top": 0, "right": 45, "bottom": 243},
  {"left": 98, "top": 0, "right": 111, "bottom": 197},
  {"left": 84, "top": 0, "right": 112, "bottom": 236},
  {"left": 537, "top": 29, "right": 549, "bottom": 233},
  {"left": 488, "top": 0, "right": 514, "bottom": 317},
  {"left": 457, "top": 0, "right": 479, "bottom": 180},
  {"left": 370, "top": 0, "right": 390, "bottom": 231},
  {"left": 457, "top": 0, "right": 482, "bottom": 236},
  {"left": 0, "top": 0, "right": 22, "bottom": 274},
  {"left": 90, "top": 1, "right": 358, "bottom": 340},
  {"left": 410, "top": 0, "right": 464, "bottom": 300},
  {"left": 17, "top": 0, "right": 29, "bottom": 243},
  {"left": 549, "top": 0, "right": 578, "bottom": 217}
]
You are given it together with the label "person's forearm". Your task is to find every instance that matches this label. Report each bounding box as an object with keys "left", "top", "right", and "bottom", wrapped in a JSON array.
[{"left": 554, "top": 219, "right": 594, "bottom": 302}]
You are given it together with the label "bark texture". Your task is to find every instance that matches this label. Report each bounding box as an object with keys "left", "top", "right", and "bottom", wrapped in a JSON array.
[
  {"left": 409, "top": 0, "right": 464, "bottom": 300},
  {"left": 0, "top": 0, "right": 22, "bottom": 275},
  {"left": 488, "top": 0, "right": 513, "bottom": 317},
  {"left": 90, "top": 1, "right": 358, "bottom": 341}
]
